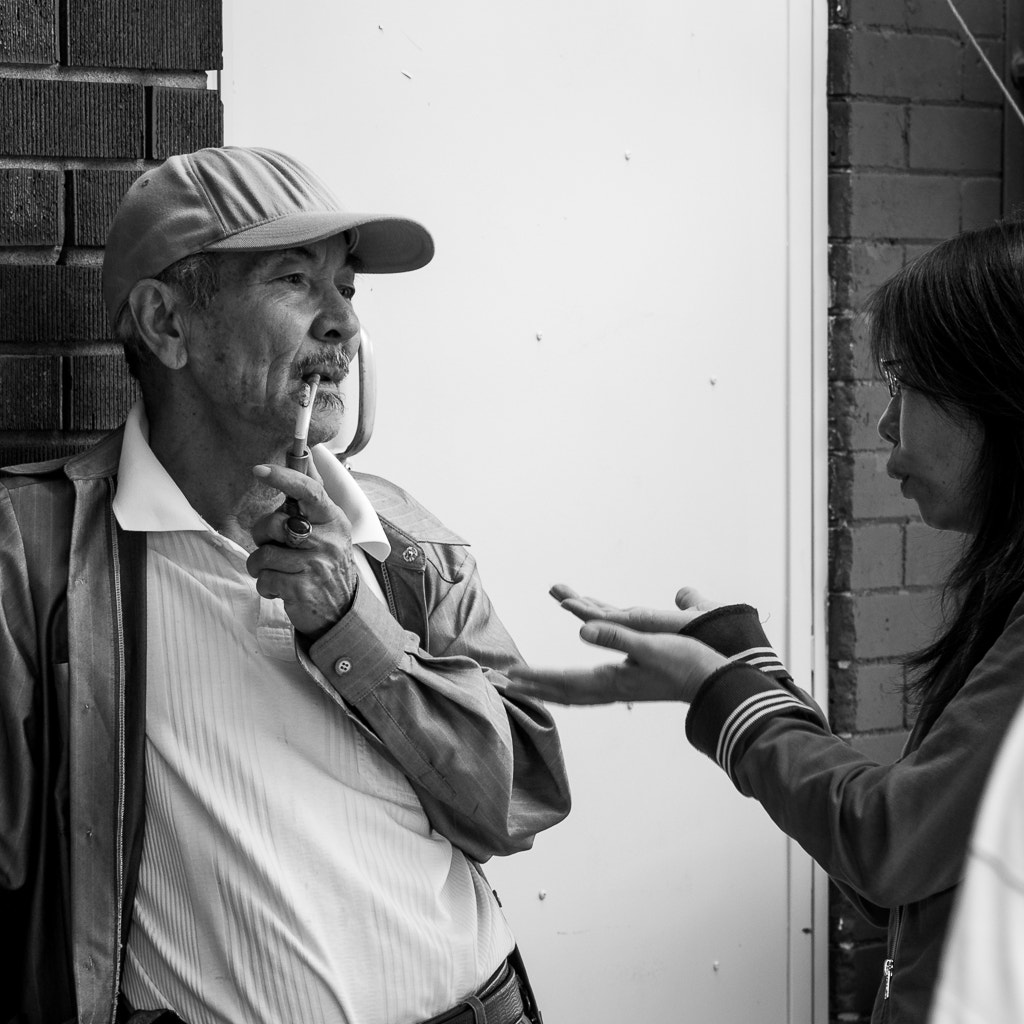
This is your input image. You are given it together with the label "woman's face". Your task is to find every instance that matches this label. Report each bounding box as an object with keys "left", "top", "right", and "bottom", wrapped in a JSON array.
[{"left": 878, "top": 381, "right": 984, "bottom": 533}]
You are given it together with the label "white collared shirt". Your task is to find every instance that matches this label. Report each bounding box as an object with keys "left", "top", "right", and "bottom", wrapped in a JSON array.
[
  {"left": 117, "top": 402, "right": 512, "bottom": 1024},
  {"left": 112, "top": 400, "right": 392, "bottom": 595}
]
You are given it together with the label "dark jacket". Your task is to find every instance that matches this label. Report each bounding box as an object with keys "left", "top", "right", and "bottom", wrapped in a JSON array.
[
  {"left": 683, "top": 602, "right": 1024, "bottom": 1023},
  {"left": 0, "top": 429, "right": 570, "bottom": 1024}
]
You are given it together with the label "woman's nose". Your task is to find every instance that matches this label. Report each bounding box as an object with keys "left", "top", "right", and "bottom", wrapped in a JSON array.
[{"left": 877, "top": 393, "right": 901, "bottom": 445}]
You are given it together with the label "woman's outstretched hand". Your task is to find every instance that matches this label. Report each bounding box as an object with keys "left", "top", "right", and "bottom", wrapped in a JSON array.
[{"left": 507, "top": 584, "right": 729, "bottom": 706}]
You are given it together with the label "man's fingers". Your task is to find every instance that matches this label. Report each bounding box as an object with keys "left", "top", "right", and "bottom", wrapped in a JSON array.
[
  {"left": 253, "top": 567, "right": 296, "bottom": 601},
  {"left": 507, "top": 663, "right": 627, "bottom": 705},
  {"left": 252, "top": 463, "right": 333, "bottom": 520},
  {"left": 250, "top": 509, "right": 293, "bottom": 548},
  {"left": 246, "top": 543, "right": 309, "bottom": 579}
]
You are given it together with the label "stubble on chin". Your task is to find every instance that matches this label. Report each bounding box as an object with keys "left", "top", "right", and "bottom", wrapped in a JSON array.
[{"left": 306, "top": 390, "right": 347, "bottom": 447}]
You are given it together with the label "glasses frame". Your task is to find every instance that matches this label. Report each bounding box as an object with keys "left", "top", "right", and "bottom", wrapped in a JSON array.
[{"left": 880, "top": 359, "right": 903, "bottom": 398}]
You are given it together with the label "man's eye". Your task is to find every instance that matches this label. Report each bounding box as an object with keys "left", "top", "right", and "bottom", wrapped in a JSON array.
[
  {"left": 339, "top": 285, "right": 356, "bottom": 300},
  {"left": 280, "top": 273, "right": 306, "bottom": 286}
]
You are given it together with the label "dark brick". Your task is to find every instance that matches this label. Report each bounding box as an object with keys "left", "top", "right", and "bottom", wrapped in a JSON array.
[
  {"left": 0, "top": 356, "right": 61, "bottom": 429},
  {"left": 70, "top": 169, "right": 140, "bottom": 246},
  {"left": 963, "top": 38, "right": 1004, "bottom": 103},
  {"left": 828, "top": 658, "right": 858, "bottom": 729},
  {"left": 846, "top": 30, "right": 963, "bottom": 101},
  {"left": 829, "top": 592, "right": 856, "bottom": 661},
  {"left": 847, "top": 0, "right": 1002, "bottom": 34},
  {"left": 849, "top": 522, "right": 904, "bottom": 590},
  {"left": 67, "top": 354, "right": 139, "bottom": 430},
  {"left": 66, "top": 0, "right": 223, "bottom": 71},
  {"left": 834, "top": 661, "right": 908, "bottom": 736},
  {"left": 0, "top": 79, "right": 144, "bottom": 158},
  {"left": 828, "top": 313, "right": 877, "bottom": 381},
  {"left": 0, "top": 0, "right": 57, "bottom": 64},
  {"left": 829, "top": 100, "right": 906, "bottom": 169},
  {"left": 852, "top": 663, "right": 905, "bottom": 730},
  {"left": 828, "top": 27, "right": 852, "bottom": 95},
  {"left": 830, "top": 380, "right": 889, "bottom": 450},
  {"left": 829, "top": 240, "right": 905, "bottom": 311},
  {"left": 830, "top": 524, "right": 854, "bottom": 591},
  {"left": 829, "top": 451, "right": 854, "bottom": 522},
  {"left": 829, "top": 171, "right": 853, "bottom": 235},
  {"left": 909, "top": 106, "right": 1002, "bottom": 172},
  {"left": 149, "top": 86, "right": 223, "bottom": 159},
  {"left": 952, "top": 0, "right": 1006, "bottom": 37},
  {"left": 0, "top": 168, "right": 62, "bottom": 246},
  {"left": 961, "top": 177, "right": 1002, "bottom": 230},
  {"left": 0, "top": 266, "right": 107, "bottom": 342},
  {"left": 831, "top": 171, "right": 961, "bottom": 241},
  {"left": 848, "top": 590, "right": 939, "bottom": 660}
]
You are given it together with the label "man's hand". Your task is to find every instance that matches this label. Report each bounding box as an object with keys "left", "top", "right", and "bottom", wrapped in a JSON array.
[
  {"left": 247, "top": 462, "right": 358, "bottom": 639},
  {"left": 506, "top": 584, "right": 728, "bottom": 705}
]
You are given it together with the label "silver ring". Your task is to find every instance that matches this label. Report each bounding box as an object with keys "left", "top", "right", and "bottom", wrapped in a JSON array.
[{"left": 284, "top": 514, "right": 313, "bottom": 547}]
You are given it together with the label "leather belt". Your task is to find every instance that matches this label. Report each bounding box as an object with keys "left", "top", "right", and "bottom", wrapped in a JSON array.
[
  {"left": 118, "top": 960, "right": 526, "bottom": 1024},
  {"left": 418, "top": 960, "right": 524, "bottom": 1024}
]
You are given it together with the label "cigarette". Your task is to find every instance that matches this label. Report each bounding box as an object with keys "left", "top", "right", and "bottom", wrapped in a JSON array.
[{"left": 291, "top": 374, "right": 321, "bottom": 457}]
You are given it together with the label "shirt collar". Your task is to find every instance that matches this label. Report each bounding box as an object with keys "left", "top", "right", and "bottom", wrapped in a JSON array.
[{"left": 112, "top": 401, "right": 391, "bottom": 561}]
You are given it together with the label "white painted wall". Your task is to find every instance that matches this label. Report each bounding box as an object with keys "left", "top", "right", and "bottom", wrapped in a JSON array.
[{"left": 221, "top": 2, "right": 828, "bottom": 1020}]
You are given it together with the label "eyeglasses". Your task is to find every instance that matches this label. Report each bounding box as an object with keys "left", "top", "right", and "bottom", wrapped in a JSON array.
[{"left": 880, "top": 359, "right": 903, "bottom": 398}]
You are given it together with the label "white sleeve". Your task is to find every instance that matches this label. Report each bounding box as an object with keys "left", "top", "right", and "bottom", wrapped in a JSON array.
[{"left": 930, "top": 701, "right": 1024, "bottom": 1024}]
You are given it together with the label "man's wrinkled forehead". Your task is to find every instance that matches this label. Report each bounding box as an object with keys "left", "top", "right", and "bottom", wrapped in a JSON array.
[
  {"left": 234, "top": 238, "right": 361, "bottom": 280},
  {"left": 238, "top": 246, "right": 318, "bottom": 278}
]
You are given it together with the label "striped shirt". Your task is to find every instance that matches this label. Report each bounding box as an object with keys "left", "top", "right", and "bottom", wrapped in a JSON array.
[{"left": 115, "top": 403, "right": 513, "bottom": 1024}]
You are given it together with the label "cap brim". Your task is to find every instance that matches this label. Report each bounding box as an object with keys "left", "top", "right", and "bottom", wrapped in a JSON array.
[{"left": 205, "top": 210, "right": 434, "bottom": 273}]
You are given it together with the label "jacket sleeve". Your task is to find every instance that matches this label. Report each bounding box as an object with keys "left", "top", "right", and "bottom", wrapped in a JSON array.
[
  {"left": 298, "top": 547, "right": 571, "bottom": 863},
  {"left": 0, "top": 485, "right": 43, "bottom": 1015},
  {"left": 682, "top": 602, "right": 1024, "bottom": 909}
]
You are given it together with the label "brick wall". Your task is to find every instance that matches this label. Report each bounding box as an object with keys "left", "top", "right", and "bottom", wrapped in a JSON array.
[
  {"left": 827, "top": 0, "right": 1006, "bottom": 1019},
  {"left": 0, "top": 0, "right": 224, "bottom": 467}
]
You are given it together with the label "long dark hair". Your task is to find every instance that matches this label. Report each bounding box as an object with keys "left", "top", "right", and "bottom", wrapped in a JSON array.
[{"left": 867, "top": 221, "right": 1024, "bottom": 722}]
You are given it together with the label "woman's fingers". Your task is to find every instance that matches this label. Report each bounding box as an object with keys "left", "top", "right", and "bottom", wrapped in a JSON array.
[{"left": 551, "top": 583, "right": 694, "bottom": 633}]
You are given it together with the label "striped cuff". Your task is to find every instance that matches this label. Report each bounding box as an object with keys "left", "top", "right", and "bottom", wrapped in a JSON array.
[
  {"left": 686, "top": 663, "right": 820, "bottom": 779},
  {"left": 681, "top": 604, "right": 791, "bottom": 683}
]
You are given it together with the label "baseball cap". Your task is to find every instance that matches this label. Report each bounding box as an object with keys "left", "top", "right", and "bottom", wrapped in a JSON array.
[{"left": 102, "top": 146, "right": 434, "bottom": 324}]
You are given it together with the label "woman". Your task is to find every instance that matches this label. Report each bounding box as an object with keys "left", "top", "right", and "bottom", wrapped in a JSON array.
[{"left": 509, "top": 221, "right": 1024, "bottom": 1023}]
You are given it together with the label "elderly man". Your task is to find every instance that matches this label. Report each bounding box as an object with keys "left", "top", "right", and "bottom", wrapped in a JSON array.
[{"left": 1, "top": 147, "right": 570, "bottom": 1024}]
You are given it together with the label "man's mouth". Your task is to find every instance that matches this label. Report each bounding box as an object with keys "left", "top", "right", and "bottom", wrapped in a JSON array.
[{"left": 300, "top": 357, "right": 350, "bottom": 388}]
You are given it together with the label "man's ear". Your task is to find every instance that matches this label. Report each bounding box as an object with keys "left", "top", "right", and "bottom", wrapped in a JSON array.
[{"left": 126, "top": 279, "right": 192, "bottom": 370}]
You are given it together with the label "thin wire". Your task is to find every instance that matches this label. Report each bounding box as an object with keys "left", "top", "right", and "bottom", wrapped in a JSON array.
[{"left": 945, "top": 0, "right": 1024, "bottom": 130}]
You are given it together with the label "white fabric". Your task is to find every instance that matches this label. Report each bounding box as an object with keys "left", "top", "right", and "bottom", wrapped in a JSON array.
[
  {"left": 113, "top": 399, "right": 390, "bottom": 598},
  {"left": 115, "top": 402, "right": 512, "bottom": 1024},
  {"left": 930, "top": 701, "right": 1024, "bottom": 1023}
]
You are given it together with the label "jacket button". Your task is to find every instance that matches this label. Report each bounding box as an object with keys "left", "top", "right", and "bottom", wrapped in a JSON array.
[
  {"left": 402, "top": 545, "right": 419, "bottom": 562},
  {"left": 334, "top": 658, "right": 352, "bottom": 675}
]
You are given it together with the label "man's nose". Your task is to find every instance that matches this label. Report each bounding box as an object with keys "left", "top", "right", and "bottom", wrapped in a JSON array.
[
  {"left": 314, "top": 288, "right": 360, "bottom": 344},
  {"left": 877, "top": 393, "right": 900, "bottom": 445}
]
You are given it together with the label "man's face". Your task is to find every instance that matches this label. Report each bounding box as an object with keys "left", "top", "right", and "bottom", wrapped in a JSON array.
[{"left": 183, "top": 233, "right": 360, "bottom": 448}]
